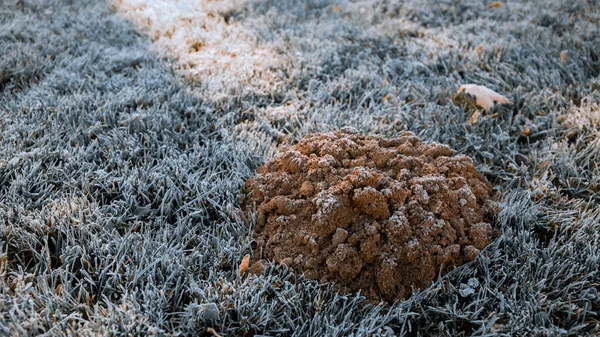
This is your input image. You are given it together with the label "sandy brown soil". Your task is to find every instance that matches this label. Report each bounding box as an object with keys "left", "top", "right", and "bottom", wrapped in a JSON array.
[{"left": 243, "top": 130, "right": 498, "bottom": 302}]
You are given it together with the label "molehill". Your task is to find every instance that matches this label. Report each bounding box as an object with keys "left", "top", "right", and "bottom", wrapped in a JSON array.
[{"left": 243, "top": 130, "right": 498, "bottom": 302}]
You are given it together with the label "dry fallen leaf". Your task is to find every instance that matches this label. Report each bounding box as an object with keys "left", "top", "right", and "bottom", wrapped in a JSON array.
[
  {"left": 475, "top": 45, "right": 484, "bottom": 55},
  {"left": 560, "top": 50, "right": 568, "bottom": 64},
  {"left": 488, "top": 2, "right": 502, "bottom": 8},
  {"left": 470, "top": 110, "right": 481, "bottom": 124},
  {"left": 207, "top": 327, "right": 223, "bottom": 337},
  {"left": 456, "top": 84, "right": 511, "bottom": 112},
  {"left": 239, "top": 254, "right": 250, "bottom": 275},
  {"left": 522, "top": 127, "right": 531, "bottom": 137}
]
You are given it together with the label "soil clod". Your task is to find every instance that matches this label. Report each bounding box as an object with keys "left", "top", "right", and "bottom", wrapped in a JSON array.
[{"left": 244, "top": 130, "right": 497, "bottom": 302}]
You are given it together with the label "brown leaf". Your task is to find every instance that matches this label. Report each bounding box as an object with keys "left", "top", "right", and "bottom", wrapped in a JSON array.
[
  {"left": 522, "top": 127, "right": 531, "bottom": 137},
  {"left": 475, "top": 45, "right": 484, "bottom": 55},
  {"left": 560, "top": 50, "right": 568, "bottom": 64},
  {"left": 239, "top": 254, "right": 250, "bottom": 275},
  {"left": 488, "top": 2, "right": 502, "bottom": 8}
]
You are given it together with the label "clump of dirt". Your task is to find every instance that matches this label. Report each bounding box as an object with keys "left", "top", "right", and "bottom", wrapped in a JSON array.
[{"left": 243, "top": 130, "right": 498, "bottom": 302}]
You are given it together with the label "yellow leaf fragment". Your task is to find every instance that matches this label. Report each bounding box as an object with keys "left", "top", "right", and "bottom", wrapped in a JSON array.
[
  {"left": 456, "top": 84, "right": 511, "bottom": 112},
  {"left": 470, "top": 110, "right": 481, "bottom": 125},
  {"left": 239, "top": 254, "right": 250, "bottom": 275},
  {"left": 475, "top": 45, "right": 484, "bottom": 55},
  {"left": 560, "top": 50, "right": 568, "bottom": 64}
]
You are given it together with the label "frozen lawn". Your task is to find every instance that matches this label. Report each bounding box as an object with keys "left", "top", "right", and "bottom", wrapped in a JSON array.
[{"left": 1, "top": 0, "right": 599, "bottom": 335}]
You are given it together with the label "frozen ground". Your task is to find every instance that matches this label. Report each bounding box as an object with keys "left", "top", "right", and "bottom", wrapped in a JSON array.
[{"left": 1, "top": 0, "right": 599, "bottom": 335}]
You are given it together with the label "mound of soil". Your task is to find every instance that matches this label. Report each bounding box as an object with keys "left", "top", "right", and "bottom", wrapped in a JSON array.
[{"left": 243, "top": 130, "right": 498, "bottom": 302}]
